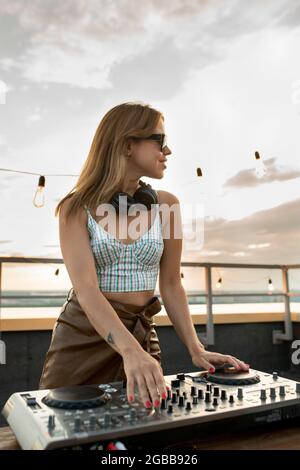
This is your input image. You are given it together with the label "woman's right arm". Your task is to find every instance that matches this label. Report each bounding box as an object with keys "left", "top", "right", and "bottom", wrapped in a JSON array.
[{"left": 59, "top": 200, "right": 168, "bottom": 407}]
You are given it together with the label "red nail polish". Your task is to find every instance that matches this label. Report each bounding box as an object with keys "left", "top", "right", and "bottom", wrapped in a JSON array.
[
  {"left": 162, "top": 392, "right": 167, "bottom": 399},
  {"left": 145, "top": 401, "right": 152, "bottom": 408},
  {"left": 128, "top": 396, "right": 134, "bottom": 402},
  {"left": 209, "top": 367, "right": 215, "bottom": 373},
  {"left": 154, "top": 400, "right": 160, "bottom": 407}
]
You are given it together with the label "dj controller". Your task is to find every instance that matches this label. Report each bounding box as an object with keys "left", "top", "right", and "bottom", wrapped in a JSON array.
[{"left": 2, "top": 367, "right": 300, "bottom": 450}]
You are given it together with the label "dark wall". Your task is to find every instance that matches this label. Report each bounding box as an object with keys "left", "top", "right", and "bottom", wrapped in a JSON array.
[{"left": 0, "top": 322, "right": 298, "bottom": 427}]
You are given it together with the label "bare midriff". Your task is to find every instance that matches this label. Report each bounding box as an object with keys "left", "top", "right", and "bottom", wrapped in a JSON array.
[{"left": 102, "top": 290, "right": 156, "bottom": 306}]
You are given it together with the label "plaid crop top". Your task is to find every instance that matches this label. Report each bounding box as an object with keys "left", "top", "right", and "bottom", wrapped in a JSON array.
[{"left": 84, "top": 204, "right": 164, "bottom": 292}]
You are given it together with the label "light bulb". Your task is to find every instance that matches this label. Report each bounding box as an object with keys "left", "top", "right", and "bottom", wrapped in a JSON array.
[
  {"left": 33, "top": 175, "right": 45, "bottom": 208},
  {"left": 254, "top": 151, "right": 267, "bottom": 178},
  {"left": 268, "top": 278, "right": 274, "bottom": 292}
]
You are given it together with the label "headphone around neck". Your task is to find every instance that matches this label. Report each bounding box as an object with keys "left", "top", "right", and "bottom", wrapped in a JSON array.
[{"left": 110, "top": 180, "right": 158, "bottom": 214}]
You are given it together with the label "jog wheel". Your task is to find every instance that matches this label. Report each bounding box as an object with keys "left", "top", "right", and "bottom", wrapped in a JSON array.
[{"left": 42, "top": 385, "right": 111, "bottom": 410}]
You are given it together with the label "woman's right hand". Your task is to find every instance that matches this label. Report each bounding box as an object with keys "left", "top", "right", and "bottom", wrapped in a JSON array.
[{"left": 123, "top": 348, "right": 169, "bottom": 409}]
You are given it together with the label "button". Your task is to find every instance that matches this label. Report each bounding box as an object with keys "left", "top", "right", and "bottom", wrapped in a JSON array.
[
  {"left": 260, "top": 389, "right": 267, "bottom": 400},
  {"left": 176, "top": 373, "right": 185, "bottom": 381},
  {"left": 26, "top": 396, "right": 37, "bottom": 406},
  {"left": 89, "top": 415, "right": 96, "bottom": 429},
  {"left": 74, "top": 417, "right": 82, "bottom": 432},
  {"left": 279, "top": 386, "right": 286, "bottom": 397},
  {"left": 171, "top": 379, "right": 180, "bottom": 388},
  {"left": 48, "top": 415, "right": 55, "bottom": 429}
]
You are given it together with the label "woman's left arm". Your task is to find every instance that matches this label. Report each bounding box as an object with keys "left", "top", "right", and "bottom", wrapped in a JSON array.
[{"left": 158, "top": 191, "right": 249, "bottom": 372}]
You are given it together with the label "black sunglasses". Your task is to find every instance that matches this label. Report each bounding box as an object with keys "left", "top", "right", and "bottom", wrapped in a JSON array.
[{"left": 133, "top": 133, "right": 168, "bottom": 151}]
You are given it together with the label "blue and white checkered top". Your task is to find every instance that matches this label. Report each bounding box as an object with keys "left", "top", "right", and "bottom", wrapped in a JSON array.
[{"left": 84, "top": 204, "right": 164, "bottom": 292}]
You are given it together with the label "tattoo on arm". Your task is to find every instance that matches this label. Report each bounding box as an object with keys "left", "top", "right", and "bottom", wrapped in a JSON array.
[{"left": 107, "top": 332, "right": 115, "bottom": 345}]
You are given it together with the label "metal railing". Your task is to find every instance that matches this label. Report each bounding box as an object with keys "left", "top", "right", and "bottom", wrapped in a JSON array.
[{"left": 0, "top": 257, "right": 299, "bottom": 345}]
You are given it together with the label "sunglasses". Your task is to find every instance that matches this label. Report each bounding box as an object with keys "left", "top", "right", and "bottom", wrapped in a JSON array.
[{"left": 133, "top": 133, "right": 168, "bottom": 152}]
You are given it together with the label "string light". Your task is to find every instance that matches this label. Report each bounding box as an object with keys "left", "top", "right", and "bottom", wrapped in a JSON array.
[
  {"left": 0, "top": 167, "right": 79, "bottom": 208},
  {"left": 33, "top": 175, "right": 45, "bottom": 208},
  {"left": 268, "top": 278, "right": 274, "bottom": 292},
  {"left": 254, "top": 151, "right": 267, "bottom": 178}
]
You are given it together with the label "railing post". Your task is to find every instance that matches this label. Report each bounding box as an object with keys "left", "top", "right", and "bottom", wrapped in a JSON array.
[
  {"left": 204, "top": 265, "right": 214, "bottom": 346},
  {"left": 273, "top": 266, "right": 293, "bottom": 344}
]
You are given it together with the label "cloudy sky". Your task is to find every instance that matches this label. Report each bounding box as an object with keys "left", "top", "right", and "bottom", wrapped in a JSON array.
[{"left": 0, "top": 0, "right": 300, "bottom": 291}]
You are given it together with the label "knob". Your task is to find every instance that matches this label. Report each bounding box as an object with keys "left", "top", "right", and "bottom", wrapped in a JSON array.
[
  {"left": 205, "top": 392, "right": 211, "bottom": 403},
  {"left": 272, "top": 372, "right": 278, "bottom": 381},
  {"left": 192, "top": 396, "right": 198, "bottom": 405},
  {"left": 48, "top": 415, "right": 55, "bottom": 429},
  {"left": 74, "top": 417, "right": 82, "bottom": 432},
  {"left": 176, "top": 389, "right": 180, "bottom": 396},
  {"left": 178, "top": 396, "right": 185, "bottom": 407},
  {"left": 171, "top": 393, "right": 177, "bottom": 404},
  {"left": 130, "top": 408, "right": 137, "bottom": 420},
  {"left": 296, "top": 383, "right": 300, "bottom": 394},
  {"left": 191, "top": 386, "right": 197, "bottom": 396},
  {"left": 237, "top": 388, "right": 243, "bottom": 400},
  {"left": 229, "top": 395, "right": 234, "bottom": 404},
  {"left": 183, "top": 391, "right": 187, "bottom": 399},
  {"left": 270, "top": 387, "right": 276, "bottom": 399},
  {"left": 206, "top": 384, "right": 212, "bottom": 392},
  {"left": 213, "top": 397, "right": 218, "bottom": 407},
  {"left": 160, "top": 399, "right": 167, "bottom": 410},
  {"left": 213, "top": 387, "right": 220, "bottom": 397},
  {"left": 89, "top": 415, "right": 96, "bottom": 429},
  {"left": 104, "top": 412, "right": 111, "bottom": 428},
  {"left": 171, "top": 379, "right": 180, "bottom": 388},
  {"left": 260, "top": 389, "right": 267, "bottom": 400},
  {"left": 176, "top": 373, "right": 185, "bottom": 381},
  {"left": 167, "top": 405, "right": 173, "bottom": 413},
  {"left": 279, "top": 386, "right": 285, "bottom": 397},
  {"left": 198, "top": 389, "right": 204, "bottom": 400},
  {"left": 221, "top": 390, "right": 227, "bottom": 401},
  {"left": 167, "top": 389, "right": 171, "bottom": 400},
  {"left": 186, "top": 402, "right": 192, "bottom": 411}
]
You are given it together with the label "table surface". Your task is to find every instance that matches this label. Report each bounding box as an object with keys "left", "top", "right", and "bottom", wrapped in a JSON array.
[{"left": 1, "top": 418, "right": 300, "bottom": 450}]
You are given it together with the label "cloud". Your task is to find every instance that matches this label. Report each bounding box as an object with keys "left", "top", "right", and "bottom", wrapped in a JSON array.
[
  {"left": 183, "top": 197, "right": 300, "bottom": 264},
  {"left": 223, "top": 158, "right": 300, "bottom": 188},
  {"left": 0, "top": 0, "right": 299, "bottom": 91}
]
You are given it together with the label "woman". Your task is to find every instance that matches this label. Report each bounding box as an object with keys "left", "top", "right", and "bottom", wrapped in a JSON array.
[{"left": 39, "top": 101, "right": 249, "bottom": 410}]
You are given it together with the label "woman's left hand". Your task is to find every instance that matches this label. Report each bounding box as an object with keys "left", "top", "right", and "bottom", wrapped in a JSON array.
[{"left": 191, "top": 349, "right": 249, "bottom": 373}]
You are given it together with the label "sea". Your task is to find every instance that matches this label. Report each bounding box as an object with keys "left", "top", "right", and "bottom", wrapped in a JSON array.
[{"left": 1, "top": 290, "right": 299, "bottom": 308}]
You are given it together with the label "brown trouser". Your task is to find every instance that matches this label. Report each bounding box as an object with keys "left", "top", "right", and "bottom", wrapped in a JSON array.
[{"left": 39, "top": 288, "right": 163, "bottom": 389}]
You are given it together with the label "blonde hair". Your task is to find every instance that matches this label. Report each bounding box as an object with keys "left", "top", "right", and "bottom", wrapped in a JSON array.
[{"left": 55, "top": 101, "right": 164, "bottom": 222}]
